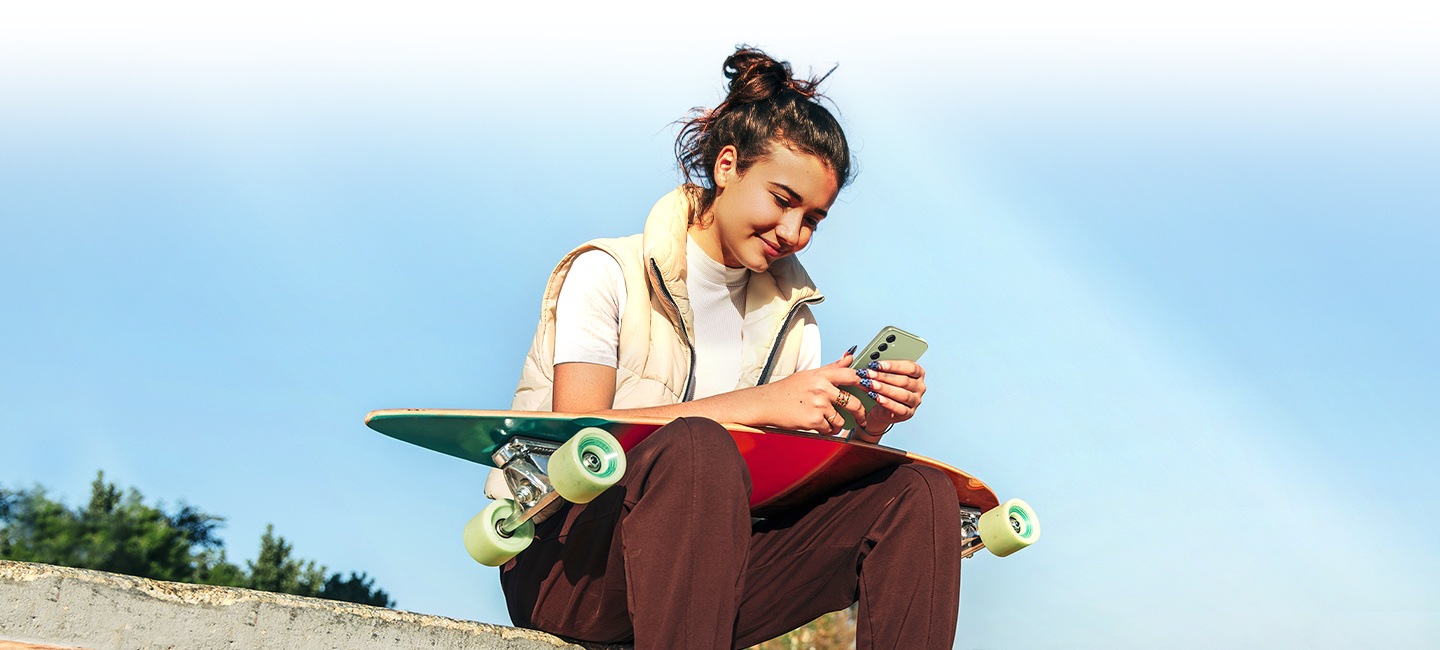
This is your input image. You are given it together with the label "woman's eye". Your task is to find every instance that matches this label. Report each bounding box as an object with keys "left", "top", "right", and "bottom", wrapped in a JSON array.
[
  {"left": 805, "top": 217, "right": 820, "bottom": 230},
  {"left": 772, "top": 194, "right": 789, "bottom": 207}
]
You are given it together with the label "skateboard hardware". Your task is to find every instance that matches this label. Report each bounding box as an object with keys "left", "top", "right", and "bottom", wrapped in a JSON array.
[
  {"left": 497, "top": 492, "right": 561, "bottom": 539},
  {"left": 958, "top": 508, "right": 984, "bottom": 559},
  {"left": 475, "top": 427, "right": 626, "bottom": 561},
  {"left": 490, "top": 438, "right": 569, "bottom": 537},
  {"left": 493, "top": 438, "right": 559, "bottom": 508}
]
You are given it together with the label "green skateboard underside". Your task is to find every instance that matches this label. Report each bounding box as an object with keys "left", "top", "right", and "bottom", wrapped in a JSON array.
[{"left": 366, "top": 410, "right": 625, "bottom": 469}]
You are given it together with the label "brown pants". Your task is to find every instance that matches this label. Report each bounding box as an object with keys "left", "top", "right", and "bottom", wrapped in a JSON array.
[{"left": 500, "top": 417, "right": 962, "bottom": 650}]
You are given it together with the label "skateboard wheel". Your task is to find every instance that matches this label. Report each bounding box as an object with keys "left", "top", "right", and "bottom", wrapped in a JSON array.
[
  {"left": 462, "top": 499, "right": 534, "bottom": 567},
  {"left": 978, "top": 498, "right": 1040, "bottom": 557},
  {"left": 549, "top": 427, "right": 626, "bottom": 503}
]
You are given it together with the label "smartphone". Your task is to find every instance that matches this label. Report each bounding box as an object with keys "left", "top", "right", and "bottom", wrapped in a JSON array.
[{"left": 839, "top": 326, "right": 928, "bottom": 432}]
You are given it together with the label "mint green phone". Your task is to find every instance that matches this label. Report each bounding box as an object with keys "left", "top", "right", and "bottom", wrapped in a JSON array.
[{"left": 839, "top": 326, "right": 928, "bottom": 433}]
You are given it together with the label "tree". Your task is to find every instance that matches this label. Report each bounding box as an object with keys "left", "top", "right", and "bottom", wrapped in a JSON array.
[
  {"left": 321, "top": 571, "right": 395, "bottom": 608},
  {"left": 0, "top": 473, "right": 216, "bottom": 582},
  {"left": 1, "top": 472, "right": 393, "bottom": 608},
  {"left": 246, "top": 524, "right": 326, "bottom": 596}
]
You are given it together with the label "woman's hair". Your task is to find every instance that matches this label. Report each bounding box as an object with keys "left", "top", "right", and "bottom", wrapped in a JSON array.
[{"left": 676, "top": 47, "right": 852, "bottom": 222}]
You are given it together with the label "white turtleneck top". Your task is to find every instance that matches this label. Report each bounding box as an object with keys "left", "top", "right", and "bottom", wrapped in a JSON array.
[{"left": 553, "top": 237, "right": 821, "bottom": 400}]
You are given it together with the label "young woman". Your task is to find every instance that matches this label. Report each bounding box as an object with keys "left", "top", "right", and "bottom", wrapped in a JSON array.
[{"left": 496, "top": 47, "right": 962, "bottom": 650}]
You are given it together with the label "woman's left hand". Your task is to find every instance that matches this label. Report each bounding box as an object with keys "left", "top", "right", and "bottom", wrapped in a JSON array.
[{"left": 856, "top": 360, "right": 926, "bottom": 436}]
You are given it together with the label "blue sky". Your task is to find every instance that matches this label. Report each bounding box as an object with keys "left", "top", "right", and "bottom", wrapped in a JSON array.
[{"left": 3, "top": 2, "right": 1437, "bottom": 647}]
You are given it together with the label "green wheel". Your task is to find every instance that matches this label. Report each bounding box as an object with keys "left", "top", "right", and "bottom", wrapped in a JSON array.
[
  {"left": 978, "top": 498, "right": 1040, "bottom": 557},
  {"left": 462, "top": 499, "right": 534, "bottom": 567},
  {"left": 549, "top": 427, "right": 626, "bottom": 503}
]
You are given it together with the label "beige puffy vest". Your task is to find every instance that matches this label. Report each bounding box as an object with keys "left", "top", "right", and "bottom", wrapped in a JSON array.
[
  {"left": 511, "top": 186, "right": 824, "bottom": 411},
  {"left": 486, "top": 187, "right": 824, "bottom": 499}
]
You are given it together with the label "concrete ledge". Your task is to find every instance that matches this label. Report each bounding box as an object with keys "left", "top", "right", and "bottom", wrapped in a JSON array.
[{"left": 0, "top": 561, "right": 628, "bottom": 650}]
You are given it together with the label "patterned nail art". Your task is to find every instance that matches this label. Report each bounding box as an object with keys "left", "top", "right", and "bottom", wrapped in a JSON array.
[
  {"left": 867, "top": 361, "right": 881, "bottom": 370},
  {"left": 867, "top": 391, "right": 879, "bottom": 400},
  {"left": 845, "top": 344, "right": 858, "bottom": 356},
  {"left": 856, "top": 368, "right": 869, "bottom": 379},
  {"left": 860, "top": 378, "right": 873, "bottom": 389}
]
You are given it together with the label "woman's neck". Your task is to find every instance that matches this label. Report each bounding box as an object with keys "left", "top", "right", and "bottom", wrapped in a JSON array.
[{"left": 687, "top": 220, "right": 740, "bottom": 269}]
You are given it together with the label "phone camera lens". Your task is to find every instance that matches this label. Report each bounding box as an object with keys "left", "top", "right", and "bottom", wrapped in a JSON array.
[
  {"left": 878, "top": 343, "right": 889, "bottom": 352},
  {"left": 870, "top": 352, "right": 880, "bottom": 361},
  {"left": 886, "top": 334, "right": 896, "bottom": 343}
]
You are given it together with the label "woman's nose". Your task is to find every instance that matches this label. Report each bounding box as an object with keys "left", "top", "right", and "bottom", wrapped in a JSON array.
[{"left": 775, "top": 211, "right": 801, "bottom": 246}]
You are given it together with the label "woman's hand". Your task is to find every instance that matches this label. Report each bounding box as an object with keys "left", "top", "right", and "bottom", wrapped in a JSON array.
[
  {"left": 748, "top": 350, "right": 867, "bottom": 435},
  {"left": 854, "top": 359, "right": 927, "bottom": 436}
]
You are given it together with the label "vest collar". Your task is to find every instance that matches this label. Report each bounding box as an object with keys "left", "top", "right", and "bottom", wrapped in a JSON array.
[{"left": 642, "top": 186, "right": 824, "bottom": 381}]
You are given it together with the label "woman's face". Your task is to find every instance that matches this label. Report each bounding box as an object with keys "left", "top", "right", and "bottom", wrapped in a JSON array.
[{"left": 696, "top": 143, "right": 840, "bottom": 272}]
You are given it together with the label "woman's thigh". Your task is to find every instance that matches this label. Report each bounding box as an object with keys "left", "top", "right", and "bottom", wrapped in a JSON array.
[
  {"left": 733, "top": 464, "right": 962, "bottom": 648},
  {"left": 499, "top": 416, "right": 753, "bottom": 643}
]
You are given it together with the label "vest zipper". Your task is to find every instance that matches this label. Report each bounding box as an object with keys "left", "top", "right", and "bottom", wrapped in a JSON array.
[
  {"left": 650, "top": 258, "right": 696, "bottom": 402},
  {"left": 757, "top": 295, "right": 825, "bottom": 385}
]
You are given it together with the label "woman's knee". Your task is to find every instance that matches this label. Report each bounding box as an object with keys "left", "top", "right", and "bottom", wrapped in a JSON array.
[
  {"left": 894, "top": 464, "right": 956, "bottom": 493},
  {"left": 889, "top": 465, "right": 962, "bottom": 532},
  {"left": 643, "top": 417, "right": 749, "bottom": 490},
  {"left": 647, "top": 415, "right": 736, "bottom": 453}
]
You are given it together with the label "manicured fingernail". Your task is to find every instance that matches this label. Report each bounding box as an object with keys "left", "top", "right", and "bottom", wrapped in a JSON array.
[
  {"left": 856, "top": 368, "right": 869, "bottom": 379},
  {"left": 860, "top": 378, "right": 873, "bottom": 389},
  {"left": 867, "top": 391, "right": 879, "bottom": 399},
  {"left": 845, "top": 344, "right": 857, "bottom": 356},
  {"left": 867, "top": 361, "right": 881, "bottom": 370}
]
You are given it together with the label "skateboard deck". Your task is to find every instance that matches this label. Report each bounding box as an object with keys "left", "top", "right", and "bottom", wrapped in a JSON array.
[{"left": 366, "top": 408, "right": 999, "bottom": 516}]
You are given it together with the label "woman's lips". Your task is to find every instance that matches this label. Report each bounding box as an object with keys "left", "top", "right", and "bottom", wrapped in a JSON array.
[{"left": 761, "top": 238, "right": 781, "bottom": 258}]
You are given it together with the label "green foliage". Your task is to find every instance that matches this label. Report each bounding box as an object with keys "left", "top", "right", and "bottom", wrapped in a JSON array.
[
  {"left": 322, "top": 571, "right": 396, "bottom": 608},
  {"left": 247, "top": 524, "right": 326, "bottom": 597},
  {"left": 0, "top": 473, "right": 216, "bottom": 583},
  {"left": 0, "top": 472, "right": 392, "bottom": 609},
  {"left": 746, "top": 605, "right": 857, "bottom": 650}
]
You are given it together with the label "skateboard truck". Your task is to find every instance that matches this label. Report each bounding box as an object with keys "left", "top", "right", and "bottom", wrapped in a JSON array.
[
  {"left": 491, "top": 438, "right": 564, "bottom": 537},
  {"left": 461, "top": 426, "right": 628, "bottom": 565},
  {"left": 959, "top": 508, "right": 984, "bottom": 559}
]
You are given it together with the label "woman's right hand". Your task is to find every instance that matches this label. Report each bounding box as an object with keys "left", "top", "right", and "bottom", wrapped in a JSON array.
[{"left": 747, "top": 350, "right": 867, "bottom": 435}]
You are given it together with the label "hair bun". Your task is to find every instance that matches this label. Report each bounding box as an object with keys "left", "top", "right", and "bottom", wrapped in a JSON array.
[{"left": 723, "top": 47, "right": 816, "bottom": 105}]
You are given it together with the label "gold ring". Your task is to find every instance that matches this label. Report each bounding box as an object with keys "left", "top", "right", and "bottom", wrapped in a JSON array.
[{"left": 833, "top": 390, "right": 850, "bottom": 409}]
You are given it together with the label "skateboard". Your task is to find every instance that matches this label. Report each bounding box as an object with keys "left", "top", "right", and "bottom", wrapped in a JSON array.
[{"left": 365, "top": 408, "right": 1039, "bottom": 566}]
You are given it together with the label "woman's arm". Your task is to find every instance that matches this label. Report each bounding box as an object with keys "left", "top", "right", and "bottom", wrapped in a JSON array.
[{"left": 553, "top": 352, "right": 871, "bottom": 436}]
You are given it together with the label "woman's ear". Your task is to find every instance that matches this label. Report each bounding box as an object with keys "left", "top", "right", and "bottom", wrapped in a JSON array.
[{"left": 713, "top": 145, "right": 740, "bottom": 189}]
